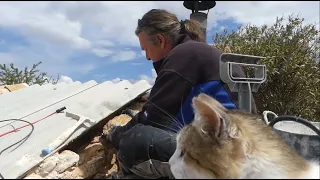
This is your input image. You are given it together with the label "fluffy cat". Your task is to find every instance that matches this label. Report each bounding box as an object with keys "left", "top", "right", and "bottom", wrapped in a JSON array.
[{"left": 169, "top": 93, "right": 320, "bottom": 179}]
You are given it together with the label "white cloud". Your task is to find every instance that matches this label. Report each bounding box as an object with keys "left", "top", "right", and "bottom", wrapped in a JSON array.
[
  {"left": 219, "top": 26, "right": 226, "bottom": 32},
  {"left": 0, "top": 1, "right": 318, "bottom": 50},
  {"left": 92, "top": 74, "right": 108, "bottom": 83},
  {"left": 93, "top": 74, "right": 107, "bottom": 78},
  {"left": 140, "top": 51, "right": 145, "bottom": 58},
  {"left": 0, "top": 2, "right": 91, "bottom": 49},
  {"left": 111, "top": 77, "right": 121, "bottom": 83},
  {"left": 0, "top": 1, "right": 318, "bottom": 83},
  {"left": 57, "top": 75, "right": 74, "bottom": 84},
  {"left": 70, "top": 64, "right": 95, "bottom": 75},
  {"left": 96, "top": 40, "right": 114, "bottom": 47},
  {"left": 0, "top": 39, "right": 5, "bottom": 45},
  {"left": 111, "top": 50, "right": 137, "bottom": 61},
  {"left": 110, "top": 69, "right": 157, "bottom": 86},
  {"left": 92, "top": 48, "right": 114, "bottom": 57},
  {"left": 42, "top": 74, "right": 73, "bottom": 85},
  {"left": 214, "top": 1, "right": 318, "bottom": 27},
  {"left": 140, "top": 68, "right": 157, "bottom": 85},
  {"left": 110, "top": 77, "right": 141, "bottom": 85}
]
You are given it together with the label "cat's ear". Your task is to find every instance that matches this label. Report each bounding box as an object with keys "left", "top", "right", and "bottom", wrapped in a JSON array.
[
  {"left": 192, "top": 95, "right": 229, "bottom": 138},
  {"left": 196, "top": 93, "right": 227, "bottom": 112}
]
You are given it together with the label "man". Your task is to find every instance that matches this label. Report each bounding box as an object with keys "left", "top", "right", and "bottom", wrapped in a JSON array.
[{"left": 106, "top": 9, "right": 257, "bottom": 179}]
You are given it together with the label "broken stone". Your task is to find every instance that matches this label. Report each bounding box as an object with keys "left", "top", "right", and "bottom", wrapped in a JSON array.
[
  {"left": 61, "top": 156, "right": 105, "bottom": 179},
  {"left": 91, "top": 136, "right": 101, "bottom": 144},
  {"left": 36, "top": 155, "right": 59, "bottom": 177},
  {"left": 60, "top": 169, "right": 83, "bottom": 179},
  {"left": 55, "top": 150, "right": 80, "bottom": 173},
  {"left": 81, "top": 156, "right": 105, "bottom": 177},
  {"left": 45, "top": 170, "right": 59, "bottom": 179},
  {"left": 24, "top": 173, "right": 44, "bottom": 179},
  {"left": 78, "top": 143, "right": 104, "bottom": 165},
  {"left": 106, "top": 163, "right": 119, "bottom": 177}
]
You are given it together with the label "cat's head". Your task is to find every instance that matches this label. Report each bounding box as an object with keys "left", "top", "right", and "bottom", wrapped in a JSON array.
[{"left": 169, "top": 93, "right": 260, "bottom": 179}]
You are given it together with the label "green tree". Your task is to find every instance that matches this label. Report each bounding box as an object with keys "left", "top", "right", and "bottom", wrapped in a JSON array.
[
  {"left": 0, "top": 61, "right": 59, "bottom": 86},
  {"left": 213, "top": 14, "right": 320, "bottom": 121}
]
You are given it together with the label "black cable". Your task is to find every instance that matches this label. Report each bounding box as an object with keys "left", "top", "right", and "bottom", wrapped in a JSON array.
[
  {"left": 0, "top": 108, "right": 65, "bottom": 179},
  {"left": 0, "top": 119, "right": 35, "bottom": 155},
  {"left": 0, "top": 119, "right": 35, "bottom": 179},
  {"left": 269, "top": 115, "right": 320, "bottom": 136}
]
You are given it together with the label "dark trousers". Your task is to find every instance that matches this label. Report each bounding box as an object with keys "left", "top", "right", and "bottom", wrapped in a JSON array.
[{"left": 115, "top": 123, "right": 177, "bottom": 179}]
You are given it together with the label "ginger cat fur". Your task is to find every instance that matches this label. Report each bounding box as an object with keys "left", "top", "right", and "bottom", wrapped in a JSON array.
[{"left": 169, "top": 93, "right": 320, "bottom": 179}]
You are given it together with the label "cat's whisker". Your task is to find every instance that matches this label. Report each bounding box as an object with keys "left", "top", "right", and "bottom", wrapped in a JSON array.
[
  {"left": 144, "top": 99, "right": 184, "bottom": 130},
  {"left": 156, "top": 112, "right": 182, "bottom": 128},
  {"left": 180, "top": 93, "right": 186, "bottom": 127},
  {"left": 157, "top": 114, "right": 183, "bottom": 131},
  {"left": 177, "top": 81, "right": 187, "bottom": 127},
  {"left": 146, "top": 99, "right": 180, "bottom": 122},
  {"left": 148, "top": 120, "right": 179, "bottom": 133},
  {"left": 142, "top": 88, "right": 187, "bottom": 131}
]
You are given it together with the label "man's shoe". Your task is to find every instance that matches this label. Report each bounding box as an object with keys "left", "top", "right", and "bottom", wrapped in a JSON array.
[
  {"left": 122, "top": 109, "right": 138, "bottom": 118},
  {"left": 105, "top": 125, "right": 121, "bottom": 143}
]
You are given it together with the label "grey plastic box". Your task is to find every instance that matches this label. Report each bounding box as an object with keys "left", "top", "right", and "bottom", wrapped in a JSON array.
[{"left": 219, "top": 53, "right": 267, "bottom": 112}]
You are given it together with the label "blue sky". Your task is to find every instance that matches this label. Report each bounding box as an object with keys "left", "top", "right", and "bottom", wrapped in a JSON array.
[{"left": 0, "top": 1, "right": 318, "bottom": 85}]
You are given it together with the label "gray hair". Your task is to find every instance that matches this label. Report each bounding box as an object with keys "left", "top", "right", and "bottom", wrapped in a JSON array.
[{"left": 135, "top": 9, "right": 205, "bottom": 44}]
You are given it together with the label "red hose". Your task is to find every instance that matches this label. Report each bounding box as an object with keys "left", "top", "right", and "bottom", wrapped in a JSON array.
[
  {"left": 0, "top": 112, "right": 56, "bottom": 138},
  {"left": 0, "top": 107, "right": 66, "bottom": 138}
]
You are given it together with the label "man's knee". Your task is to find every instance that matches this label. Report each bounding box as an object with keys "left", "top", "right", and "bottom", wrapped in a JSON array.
[
  {"left": 118, "top": 124, "right": 176, "bottom": 167},
  {"left": 117, "top": 124, "right": 176, "bottom": 178}
]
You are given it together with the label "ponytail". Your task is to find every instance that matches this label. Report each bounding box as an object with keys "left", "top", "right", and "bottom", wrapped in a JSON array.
[
  {"left": 136, "top": 9, "right": 206, "bottom": 43},
  {"left": 181, "top": 19, "right": 206, "bottom": 43}
]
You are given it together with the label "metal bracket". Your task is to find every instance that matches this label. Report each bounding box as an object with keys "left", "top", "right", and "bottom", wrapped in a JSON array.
[{"left": 219, "top": 53, "right": 267, "bottom": 112}]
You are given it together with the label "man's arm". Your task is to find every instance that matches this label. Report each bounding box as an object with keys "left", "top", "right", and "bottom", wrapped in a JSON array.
[
  {"left": 140, "top": 70, "right": 193, "bottom": 132},
  {"left": 107, "top": 70, "right": 193, "bottom": 148}
]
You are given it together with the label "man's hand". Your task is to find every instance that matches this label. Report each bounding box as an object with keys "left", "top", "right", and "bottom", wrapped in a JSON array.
[
  {"left": 105, "top": 111, "right": 142, "bottom": 150},
  {"left": 106, "top": 125, "right": 123, "bottom": 149},
  {"left": 106, "top": 125, "right": 120, "bottom": 142}
]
